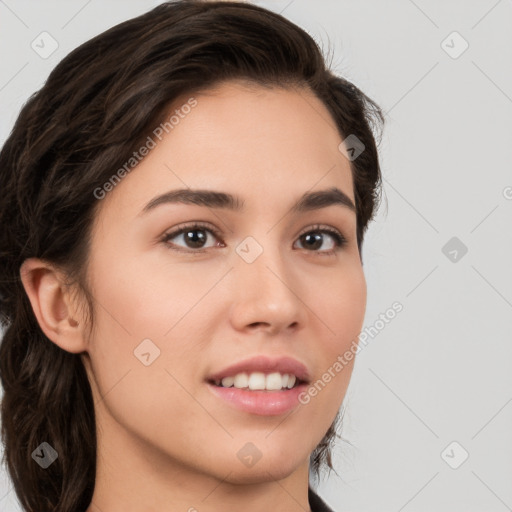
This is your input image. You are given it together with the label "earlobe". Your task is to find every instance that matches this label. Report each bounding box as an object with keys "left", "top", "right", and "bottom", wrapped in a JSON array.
[{"left": 19, "top": 258, "right": 87, "bottom": 354}]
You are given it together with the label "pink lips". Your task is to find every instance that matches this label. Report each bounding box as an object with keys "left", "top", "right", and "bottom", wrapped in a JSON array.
[
  {"left": 206, "top": 355, "right": 311, "bottom": 416},
  {"left": 207, "top": 355, "right": 311, "bottom": 383},
  {"left": 207, "top": 383, "right": 309, "bottom": 415}
]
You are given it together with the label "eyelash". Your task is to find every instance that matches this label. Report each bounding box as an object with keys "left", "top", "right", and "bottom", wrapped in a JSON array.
[{"left": 160, "top": 222, "right": 347, "bottom": 256}]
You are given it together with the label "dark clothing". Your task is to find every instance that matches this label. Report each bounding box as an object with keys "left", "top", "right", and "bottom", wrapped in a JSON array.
[{"left": 308, "top": 487, "right": 335, "bottom": 512}]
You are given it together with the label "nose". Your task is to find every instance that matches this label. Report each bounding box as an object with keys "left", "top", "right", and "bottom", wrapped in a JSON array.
[{"left": 228, "top": 242, "right": 307, "bottom": 335}]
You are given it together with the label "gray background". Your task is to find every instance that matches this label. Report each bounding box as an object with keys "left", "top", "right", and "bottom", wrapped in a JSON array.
[{"left": 1, "top": 1, "right": 511, "bottom": 511}]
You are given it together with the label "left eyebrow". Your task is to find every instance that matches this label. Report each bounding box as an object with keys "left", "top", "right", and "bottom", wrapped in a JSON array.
[
  {"left": 138, "top": 186, "right": 356, "bottom": 216},
  {"left": 291, "top": 187, "right": 356, "bottom": 214}
]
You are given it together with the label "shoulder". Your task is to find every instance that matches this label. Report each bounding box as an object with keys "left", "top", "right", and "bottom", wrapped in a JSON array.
[{"left": 308, "top": 486, "right": 336, "bottom": 512}]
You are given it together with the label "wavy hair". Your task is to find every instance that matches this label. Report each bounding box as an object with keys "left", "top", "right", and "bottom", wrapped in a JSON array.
[{"left": 0, "top": 1, "right": 384, "bottom": 510}]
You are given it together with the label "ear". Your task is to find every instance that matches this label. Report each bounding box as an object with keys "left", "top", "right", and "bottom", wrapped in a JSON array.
[{"left": 19, "top": 257, "right": 88, "bottom": 354}]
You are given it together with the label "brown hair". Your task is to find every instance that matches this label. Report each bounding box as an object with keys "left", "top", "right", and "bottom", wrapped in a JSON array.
[{"left": 0, "top": 1, "right": 384, "bottom": 510}]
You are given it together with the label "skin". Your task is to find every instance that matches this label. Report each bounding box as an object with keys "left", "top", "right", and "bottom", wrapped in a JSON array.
[{"left": 20, "top": 80, "right": 367, "bottom": 512}]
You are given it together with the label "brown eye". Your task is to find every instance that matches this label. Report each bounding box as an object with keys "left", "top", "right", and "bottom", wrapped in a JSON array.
[
  {"left": 162, "top": 223, "right": 223, "bottom": 251},
  {"left": 294, "top": 226, "right": 347, "bottom": 254}
]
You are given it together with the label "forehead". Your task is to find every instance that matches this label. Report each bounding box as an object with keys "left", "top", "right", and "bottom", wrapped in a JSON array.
[{"left": 95, "top": 81, "right": 354, "bottom": 220}]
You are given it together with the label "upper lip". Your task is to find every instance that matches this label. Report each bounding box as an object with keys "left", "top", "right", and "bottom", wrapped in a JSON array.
[{"left": 207, "top": 355, "right": 311, "bottom": 383}]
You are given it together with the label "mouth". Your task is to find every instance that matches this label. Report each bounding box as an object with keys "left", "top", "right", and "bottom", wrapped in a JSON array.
[
  {"left": 205, "top": 355, "right": 311, "bottom": 416},
  {"left": 205, "top": 374, "right": 309, "bottom": 415}
]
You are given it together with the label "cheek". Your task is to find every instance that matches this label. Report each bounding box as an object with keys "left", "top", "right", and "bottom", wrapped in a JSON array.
[
  {"left": 293, "top": 263, "right": 365, "bottom": 409},
  {"left": 317, "top": 263, "right": 367, "bottom": 350},
  {"left": 84, "top": 251, "right": 220, "bottom": 423},
  {"left": 88, "top": 248, "right": 220, "bottom": 342},
  {"left": 84, "top": 277, "right": 211, "bottom": 458}
]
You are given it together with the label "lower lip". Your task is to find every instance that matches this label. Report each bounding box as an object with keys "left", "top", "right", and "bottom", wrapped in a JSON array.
[{"left": 206, "top": 382, "right": 308, "bottom": 416}]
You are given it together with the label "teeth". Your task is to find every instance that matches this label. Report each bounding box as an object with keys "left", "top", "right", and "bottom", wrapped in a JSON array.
[
  {"left": 220, "top": 376, "right": 234, "bottom": 387},
  {"left": 265, "top": 372, "right": 283, "bottom": 390},
  {"left": 217, "top": 372, "right": 298, "bottom": 390},
  {"left": 233, "top": 373, "right": 248, "bottom": 388}
]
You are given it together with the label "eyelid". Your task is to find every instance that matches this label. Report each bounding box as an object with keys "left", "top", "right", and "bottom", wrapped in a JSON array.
[
  {"left": 162, "top": 221, "right": 220, "bottom": 238},
  {"left": 295, "top": 223, "right": 345, "bottom": 240}
]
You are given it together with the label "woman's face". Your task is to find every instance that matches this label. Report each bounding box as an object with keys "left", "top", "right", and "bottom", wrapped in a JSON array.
[{"left": 81, "top": 80, "right": 366, "bottom": 485}]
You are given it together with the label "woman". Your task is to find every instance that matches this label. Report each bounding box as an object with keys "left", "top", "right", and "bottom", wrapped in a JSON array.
[{"left": 0, "top": 1, "right": 385, "bottom": 511}]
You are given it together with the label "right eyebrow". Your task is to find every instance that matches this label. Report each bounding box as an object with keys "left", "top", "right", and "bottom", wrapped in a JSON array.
[{"left": 139, "top": 188, "right": 244, "bottom": 216}]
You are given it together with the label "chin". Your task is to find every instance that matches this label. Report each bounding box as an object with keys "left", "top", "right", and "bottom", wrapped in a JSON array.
[{"left": 221, "top": 459, "right": 303, "bottom": 485}]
